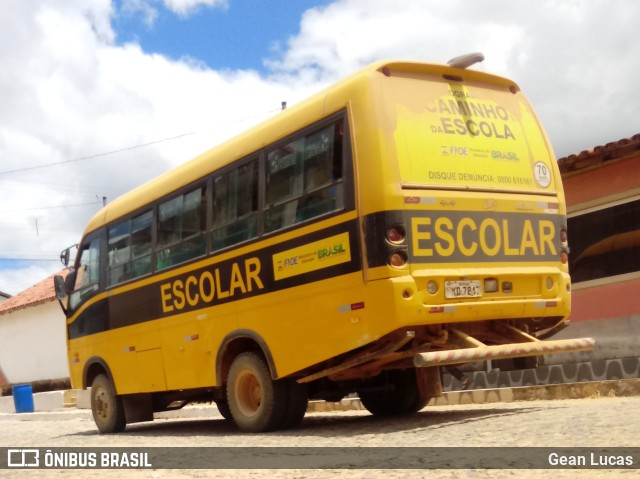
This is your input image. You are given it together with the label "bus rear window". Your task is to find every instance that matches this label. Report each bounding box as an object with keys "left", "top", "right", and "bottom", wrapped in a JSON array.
[{"left": 386, "top": 75, "right": 557, "bottom": 192}]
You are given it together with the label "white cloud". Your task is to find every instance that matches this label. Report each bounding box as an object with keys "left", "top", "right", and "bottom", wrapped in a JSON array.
[
  {"left": 120, "top": 0, "right": 159, "bottom": 26},
  {"left": 120, "top": 0, "right": 227, "bottom": 23},
  {"left": 1, "top": 0, "right": 639, "bottom": 295},
  {"left": 163, "top": 0, "right": 228, "bottom": 16}
]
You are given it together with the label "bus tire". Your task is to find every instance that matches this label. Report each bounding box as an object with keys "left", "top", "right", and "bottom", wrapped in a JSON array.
[
  {"left": 358, "top": 369, "right": 429, "bottom": 417},
  {"left": 214, "top": 384, "right": 232, "bottom": 420},
  {"left": 90, "top": 374, "right": 126, "bottom": 433},
  {"left": 280, "top": 379, "right": 308, "bottom": 430},
  {"left": 226, "top": 351, "right": 286, "bottom": 432},
  {"left": 215, "top": 398, "right": 232, "bottom": 420}
]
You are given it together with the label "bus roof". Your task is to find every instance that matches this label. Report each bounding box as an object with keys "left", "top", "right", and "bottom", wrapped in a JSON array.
[{"left": 82, "top": 59, "right": 519, "bottom": 236}]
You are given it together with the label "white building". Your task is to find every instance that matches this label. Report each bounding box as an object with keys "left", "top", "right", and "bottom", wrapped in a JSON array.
[{"left": 0, "top": 272, "right": 70, "bottom": 386}]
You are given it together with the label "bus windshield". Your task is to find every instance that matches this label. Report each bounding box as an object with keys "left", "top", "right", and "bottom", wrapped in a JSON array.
[{"left": 386, "top": 73, "right": 557, "bottom": 193}]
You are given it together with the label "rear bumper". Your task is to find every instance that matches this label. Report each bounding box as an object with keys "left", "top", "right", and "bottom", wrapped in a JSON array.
[{"left": 414, "top": 337, "right": 595, "bottom": 368}]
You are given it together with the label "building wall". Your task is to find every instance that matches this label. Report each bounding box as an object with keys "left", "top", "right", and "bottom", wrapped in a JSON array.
[
  {"left": 0, "top": 301, "right": 69, "bottom": 383},
  {"left": 550, "top": 141, "right": 640, "bottom": 364}
]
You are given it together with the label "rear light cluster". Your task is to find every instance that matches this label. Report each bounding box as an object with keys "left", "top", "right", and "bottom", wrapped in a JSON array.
[
  {"left": 560, "top": 226, "right": 569, "bottom": 265},
  {"left": 386, "top": 225, "right": 408, "bottom": 268}
]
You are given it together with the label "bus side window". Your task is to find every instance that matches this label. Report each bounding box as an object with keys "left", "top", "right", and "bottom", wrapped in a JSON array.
[
  {"left": 108, "top": 220, "right": 130, "bottom": 285},
  {"left": 211, "top": 159, "right": 259, "bottom": 251},
  {"left": 265, "top": 139, "right": 304, "bottom": 232},
  {"left": 69, "top": 238, "right": 101, "bottom": 310},
  {"left": 107, "top": 210, "right": 152, "bottom": 286},
  {"left": 130, "top": 211, "right": 153, "bottom": 277},
  {"left": 264, "top": 120, "right": 344, "bottom": 233},
  {"left": 156, "top": 186, "right": 207, "bottom": 270}
]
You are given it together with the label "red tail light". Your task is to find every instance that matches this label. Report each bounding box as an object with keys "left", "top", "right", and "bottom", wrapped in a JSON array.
[
  {"left": 386, "top": 226, "right": 405, "bottom": 244},
  {"left": 560, "top": 226, "right": 569, "bottom": 264},
  {"left": 389, "top": 251, "right": 408, "bottom": 268}
]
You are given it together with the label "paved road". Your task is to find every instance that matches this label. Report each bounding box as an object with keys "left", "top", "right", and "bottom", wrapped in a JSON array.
[{"left": 1, "top": 396, "right": 639, "bottom": 478}]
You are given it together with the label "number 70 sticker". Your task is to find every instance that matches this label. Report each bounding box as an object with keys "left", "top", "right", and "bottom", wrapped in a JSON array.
[{"left": 534, "top": 161, "right": 552, "bottom": 188}]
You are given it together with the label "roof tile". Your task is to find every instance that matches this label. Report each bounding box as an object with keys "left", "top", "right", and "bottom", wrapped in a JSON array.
[
  {"left": 558, "top": 133, "right": 640, "bottom": 174},
  {"left": 0, "top": 270, "right": 69, "bottom": 315}
]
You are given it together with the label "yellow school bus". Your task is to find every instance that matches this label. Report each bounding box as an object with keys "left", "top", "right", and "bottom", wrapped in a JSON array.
[{"left": 55, "top": 54, "right": 594, "bottom": 433}]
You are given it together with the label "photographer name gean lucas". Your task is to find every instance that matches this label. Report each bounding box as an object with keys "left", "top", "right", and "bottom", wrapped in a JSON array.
[{"left": 549, "top": 452, "right": 634, "bottom": 467}]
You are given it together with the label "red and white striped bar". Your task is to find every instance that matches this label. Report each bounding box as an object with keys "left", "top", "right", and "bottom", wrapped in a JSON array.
[{"left": 413, "top": 337, "right": 595, "bottom": 368}]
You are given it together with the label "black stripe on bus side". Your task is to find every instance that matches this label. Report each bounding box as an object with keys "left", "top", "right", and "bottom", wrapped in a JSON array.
[
  {"left": 67, "top": 300, "right": 109, "bottom": 341},
  {"left": 68, "top": 219, "right": 362, "bottom": 339}
]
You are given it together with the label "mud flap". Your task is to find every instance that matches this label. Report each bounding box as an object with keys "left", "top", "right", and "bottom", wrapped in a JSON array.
[
  {"left": 123, "top": 393, "right": 153, "bottom": 424},
  {"left": 416, "top": 366, "right": 442, "bottom": 400}
]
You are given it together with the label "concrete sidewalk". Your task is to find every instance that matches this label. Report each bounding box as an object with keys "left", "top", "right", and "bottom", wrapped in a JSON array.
[{"left": 1, "top": 378, "right": 639, "bottom": 421}]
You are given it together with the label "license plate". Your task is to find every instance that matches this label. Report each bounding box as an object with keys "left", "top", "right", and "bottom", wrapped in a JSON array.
[{"left": 445, "top": 280, "right": 482, "bottom": 299}]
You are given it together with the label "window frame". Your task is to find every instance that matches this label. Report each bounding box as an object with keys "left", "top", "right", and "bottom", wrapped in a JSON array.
[
  {"left": 568, "top": 196, "right": 640, "bottom": 285},
  {"left": 262, "top": 113, "right": 351, "bottom": 236},
  {"left": 155, "top": 180, "right": 209, "bottom": 272},
  {"left": 210, "top": 156, "right": 261, "bottom": 253},
  {"left": 106, "top": 208, "right": 154, "bottom": 287}
]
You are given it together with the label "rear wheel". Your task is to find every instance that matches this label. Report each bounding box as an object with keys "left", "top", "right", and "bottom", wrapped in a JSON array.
[
  {"left": 226, "top": 352, "right": 286, "bottom": 432},
  {"left": 358, "top": 369, "right": 430, "bottom": 417},
  {"left": 91, "top": 374, "right": 126, "bottom": 433}
]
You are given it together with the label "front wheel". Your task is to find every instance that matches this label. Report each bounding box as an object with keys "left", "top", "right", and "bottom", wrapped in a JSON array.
[
  {"left": 91, "top": 374, "right": 126, "bottom": 433},
  {"left": 226, "top": 352, "right": 285, "bottom": 432}
]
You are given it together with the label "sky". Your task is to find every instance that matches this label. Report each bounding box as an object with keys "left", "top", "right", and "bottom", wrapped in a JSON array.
[{"left": 1, "top": 0, "right": 639, "bottom": 296}]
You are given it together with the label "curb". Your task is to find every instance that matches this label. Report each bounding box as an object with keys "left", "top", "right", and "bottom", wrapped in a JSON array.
[{"left": 0, "top": 379, "right": 638, "bottom": 421}]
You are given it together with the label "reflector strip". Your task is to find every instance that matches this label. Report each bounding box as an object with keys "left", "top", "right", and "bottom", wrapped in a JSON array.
[
  {"left": 405, "top": 196, "right": 436, "bottom": 205},
  {"left": 534, "top": 300, "right": 556, "bottom": 308},
  {"left": 428, "top": 306, "right": 456, "bottom": 313},
  {"left": 414, "top": 337, "right": 595, "bottom": 368},
  {"left": 338, "top": 302, "right": 365, "bottom": 313}
]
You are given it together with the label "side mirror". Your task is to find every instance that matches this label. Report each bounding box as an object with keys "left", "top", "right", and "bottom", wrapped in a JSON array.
[
  {"left": 59, "top": 244, "right": 77, "bottom": 267},
  {"left": 54, "top": 271, "right": 76, "bottom": 317},
  {"left": 60, "top": 248, "right": 70, "bottom": 266},
  {"left": 54, "top": 275, "right": 67, "bottom": 301},
  {"left": 53, "top": 270, "right": 77, "bottom": 300}
]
